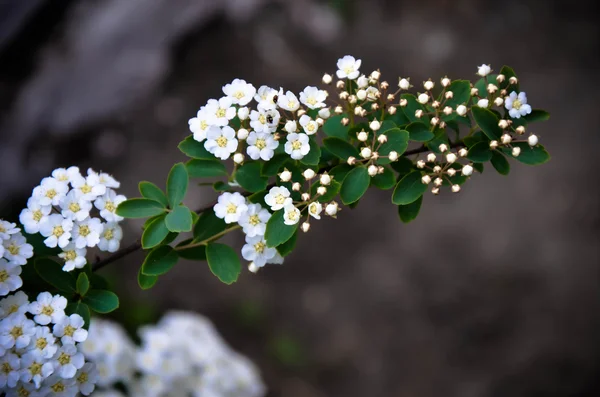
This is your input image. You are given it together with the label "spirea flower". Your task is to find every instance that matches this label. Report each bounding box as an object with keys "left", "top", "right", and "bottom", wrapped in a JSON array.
[
  {"left": 284, "top": 133, "right": 310, "bottom": 160},
  {"left": 33, "top": 178, "right": 68, "bottom": 207},
  {"left": 71, "top": 171, "right": 106, "bottom": 202},
  {"left": 94, "top": 189, "right": 126, "bottom": 222},
  {"left": 0, "top": 313, "right": 35, "bottom": 350},
  {"left": 222, "top": 78, "right": 256, "bottom": 106},
  {"left": 283, "top": 204, "right": 301, "bottom": 225},
  {"left": 29, "top": 325, "right": 58, "bottom": 359},
  {"left": 28, "top": 292, "right": 67, "bottom": 326},
  {"left": 2, "top": 234, "right": 33, "bottom": 266},
  {"left": 75, "top": 362, "right": 98, "bottom": 396},
  {"left": 504, "top": 91, "right": 532, "bottom": 119},
  {"left": 20, "top": 350, "right": 55, "bottom": 388},
  {"left": 0, "top": 261, "right": 23, "bottom": 297},
  {"left": 204, "top": 126, "right": 238, "bottom": 160},
  {"left": 254, "top": 85, "right": 279, "bottom": 110},
  {"left": 299, "top": 115, "right": 319, "bottom": 135},
  {"left": 188, "top": 108, "right": 212, "bottom": 142},
  {"left": 0, "top": 352, "right": 20, "bottom": 388},
  {"left": 213, "top": 193, "right": 248, "bottom": 224},
  {"left": 39, "top": 215, "right": 73, "bottom": 249},
  {"left": 336, "top": 55, "right": 361, "bottom": 80},
  {"left": 0, "top": 291, "right": 29, "bottom": 318},
  {"left": 238, "top": 204, "right": 270, "bottom": 238},
  {"left": 246, "top": 131, "right": 279, "bottom": 161},
  {"left": 53, "top": 314, "right": 88, "bottom": 345},
  {"left": 264, "top": 186, "right": 292, "bottom": 212},
  {"left": 241, "top": 236, "right": 277, "bottom": 268},
  {"left": 277, "top": 91, "right": 300, "bottom": 112},
  {"left": 299, "top": 86, "right": 327, "bottom": 109},
  {"left": 250, "top": 108, "right": 280, "bottom": 134},
  {"left": 58, "top": 244, "right": 87, "bottom": 272},
  {"left": 19, "top": 198, "right": 52, "bottom": 235},
  {"left": 71, "top": 218, "right": 103, "bottom": 249},
  {"left": 308, "top": 202, "right": 322, "bottom": 220},
  {"left": 59, "top": 191, "right": 92, "bottom": 222},
  {"left": 205, "top": 97, "right": 236, "bottom": 127},
  {"left": 97, "top": 222, "right": 123, "bottom": 253}
]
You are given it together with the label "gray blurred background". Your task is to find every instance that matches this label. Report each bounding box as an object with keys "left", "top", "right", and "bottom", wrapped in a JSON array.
[{"left": 1, "top": 0, "right": 599, "bottom": 396}]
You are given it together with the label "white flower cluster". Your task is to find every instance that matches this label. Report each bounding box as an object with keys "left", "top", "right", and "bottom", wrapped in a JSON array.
[
  {"left": 189, "top": 76, "right": 330, "bottom": 163},
  {"left": 81, "top": 311, "right": 265, "bottom": 397},
  {"left": 19, "top": 167, "right": 126, "bottom": 272},
  {"left": 1, "top": 221, "right": 33, "bottom": 297}
]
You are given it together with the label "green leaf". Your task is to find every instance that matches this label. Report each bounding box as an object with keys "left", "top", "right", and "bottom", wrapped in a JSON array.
[
  {"left": 178, "top": 136, "right": 214, "bottom": 159},
  {"left": 501, "top": 143, "right": 551, "bottom": 165},
  {"left": 185, "top": 159, "right": 227, "bottom": 178},
  {"left": 76, "top": 273, "right": 89, "bottom": 296},
  {"left": 276, "top": 230, "right": 298, "bottom": 257},
  {"left": 299, "top": 137, "right": 321, "bottom": 166},
  {"left": 213, "top": 181, "right": 231, "bottom": 191},
  {"left": 426, "top": 128, "right": 450, "bottom": 154},
  {"left": 310, "top": 180, "right": 341, "bottom": 203},
  {"left": 141, "top": 214, "right": 170, "bottom": 249},
  {"left": 329, "top": 164, "right": 353, "bottom": 182},
  {"left": 467, "top": 141, "right": 493, "bottom": 162},
  {"left": 390, "top": 157, "right": 414, "bottom": 175},
  {"left": 83, "top": 290, "right": 119, "bottom": 314},
  {"left": 323, "top": 137, "right": 359, "bottom": 161},
  {"left": 392, "top": 171, "right": 427, "bottom": 205},
  {"left": 377, "top": 129, "right": 409, "bottom": 164},
  {"left": 443, "top": 80, "right": 471, "bottom": 109},
  {"left": 88, "top": 273, "right": 109, "bottom": 290},
  {"left": 138, "top": 182, "right": 168, "bottom": 207},
  {"left": 378, "top": 120, "right": 397, "bottom": 136},
  {"left": 116, "top": 198, "right": 166, "bottom": 218},
  {"left": 235, "top": 162, "right": 268, "bottom": 193},
  {"left": 66, "top": 302, "right": 90, "bottom": 328},
  {"left": 400, "top": 94, "right": 428, "bottom": 123},
  {"left": 386, "top": 107, "right": 410, "bottom": 126},
  {"left": 371, "top": 166, "right": 396, "bottom": 190},
  {"left": 167, "top": 163, "right": 189, "bottom": 207},
  {"left": 34, "top": 258, "right": 76, "bottom": 293},
  {"left": 340, "top": 166, "right": 370, "bottom": 205},
  {"left": 397, "top": 195, "right": 423, "bottom": 223},
  {"left": 138, "top": 268, "right": 158, "bottom": 290},
  {"left": 490, "top": 151, "right": 510, "bottom": 175},
  {"left": 193, "top": 210, "right": 227, "bottom": 243},
  {"left": 322, "top": 114, "right": 349, "bottom": 139},
  {"left": 473, "top": 163, "right": 485, "bottom": 173},
  {"left": 524, "top": 109, "right": 550, "bottom": 123},
  {"left": 206, "top": 243, "right": 241, "bottom": 284},
  {"left": 499, "top": 65, "right": 518, "bottom": 91},
  {"left": 262, "top": 154, "right": 289, "bottom": 176},
  {"left": 406, "top": 122, "right": 434, "bottom": 142},
  {"left": 265, "top": 210, "right": 299, "bottom": 248},
  {"left": 165, "top": 205, "right": 193, "bottom": 233},
  {"left": 471, "top": 107, "right": 502, "bottom": 140},
  {"left": 142, "top": 245, "right": 179, "bottom": 276},
  {"left": 175, "top": 239, "right": 207, "bottom": 261}
]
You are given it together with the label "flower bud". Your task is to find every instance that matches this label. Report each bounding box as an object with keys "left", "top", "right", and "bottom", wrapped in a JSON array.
[
  {"left": 357, "top": 131, "right": 369, "bottom": 142},
  {"left": 303, "top": 169, "right": 316, "bottom": 180},
  {"left": 237, "top": 128, "right": 249, "bottom": 140},
  {"left": 451, "top": 184, "right": 461, "bottom": 193},
  {"left": 248, "top": 262, "right": 260, "bottom": 273},
  {"left": 279, "top": 168, "right": 292, "bottom": 182},
  {"left": 377, "top": 134, "right": 387, "bottom": 144},
  {"left": 377, "top": 166, "right": 385, "bottom": 174},
  {"left": 334, "top": 105, "right": 344, "bottom": 114},
  {"left": 432, "top": 101, "right": 440, "bottom": 109},
  {"left": 320, "top": 173, "right": 331, "bottom": 186},
  {"left": 422, "top": 175, "right": 432, "bottom": 184},
  {"left": 297, "top": 109, "right": 307, "bottom": 117},
  {"left": 477, "top": 99, "right": 489, "bottom": 108},
  {"left": 447, "top": 168, "right": 456, "bottom": 177},
  {"left": 487, "top": 84, "right": 498, "bottom": 94},
  {"left": 438, "top": 144, "right": 448, "bottom": 153},
  {"left": 370, "top": 70, "right": 381, "bottom": 80},
  {"left": 273, "top": 133, "right": 281, "bottom": 141},
  {"left": 348, "top": 95, "right": 357, "bottom": 104},
  {"left": 501, "top": 133, "right": 512, "bottom": 145},
  {"left": 339, "top": 91, "right": 349, "bottom": 100},
  {"left": 400, "top": 98, "right": 408, "bottom": 107},
  {"left": 282, "top": 120, "right": 295, "bottom": 134},
  {"left": 430, "top": 117, "right": 440, "bottom": 126},
  {"left": 417, "top": 159, "right": 426, "bottom": 168},
  {"left": 371, "top": 103, "right": 380, "bottom": 111},
  {"left": 369, "top": 120, "right": 381, "bottom": 131},
  {"left": 368, "top": 165, "right": 378, "bottom": 176},
  {"left": 515, "top": 126, "right": 526, "bottom": 135},
  {"left": 341, "top": 117, "right": 350, "bottom": 126},
  {"left": 238, "top": 107, "right": 249, "bottom": 120},
  {"left": 415, "top": 109, "right": 424, "bottom": 118},
  {"left": 446, "top": 153, "right": 457, "bottom": 163},
  {"left": 356, "top": 89, "right": 367, "bottom": 100},
  {"left": 496, "top": 74, "right": 505, "bottom": 83},
  {"left": 301, "top": 192, "right": 311, "bottom": 201},
  {"left": 354, "top": 106, "right": 363, "bottom": 116},
  {"left": 439, "top": 121, "right": 446, "bottom": 129},
  {"left": 336, "top": 80, "right": 345, "bottom": 89},
  {"left": 325, "top": 201, "right": 339, "bottom": 217},
  {"left": 443, "top": 106, "right": 453, "bottom": 115},
  {"left": 357, "top": 75, "right": 369, "bottom": 88},
  {"left": 489, "top": 140, "right": 499, "bottom": 149},
  {"left": 233, "top": 153, "right": 245, "bottom": 164},
  {"left": 441, "top": 77, "right": 451, "bottom": 87},
  {"left": 458, "top": 148, "right": 468, "bottom": 157},
  {"left": 424, "top": 80, "right": 434, "bottom": 90},
  {"left": 528, "top": 134, "right": 539, "bottom": 146},
  {"left": 494, "top": 97, "right": 504, "bottom": 107},
  {"left": 432, "top": 186, "right": 440, "bottom": 195},
  {"left": 445, "top": 91, "right": 454, "bottom": 99},
  {"left": 417, "top": 93, "right": 429, "bottom": 104},
  {"left": 316, "top": 117, "right": 324, "bottom": 126},
  {"left": 498, "top": 119, "right": 509, "bottom": 129},
  {"left": 462, "top": 164, "right": 473, "bottom": 176},
  {"left": 381, "top": 81, "right": 390, "bottom": 90},
  {"left": 500, "top": 89, "right": 508, "bottom": 96},
  {"left": 434, "top": 177, "right": 443, "bottom": 187},
  {"left": 471, "top": 87, "right": 479, "bottom": 96},
  {"left": 512, "top": 147, "right": 521, "bottom": 157},
  {"left": 387, "top": 94, "right": 395, "bottom": 102},
  {"left": 433, "top": 165, "right": 442, "bottom": 173},
  {"left": 317, "top": 186, "right": 327, "bottom": 196},
  {"left": 427, "top": 153, "right": 437, "bottom": 162},
  {"left": 456, "top": 105, "right": 467, "bottom": 116},
  {"left": 322, "top": 73, "right": 333, "bottom": 84},
  {"left": 300, "top": 222, "right": 311, "bottom": 233},
  {"left": 360, "top": 147, "right": 372, "bottom": 159},
  {"left": 347, "top": 156, "right": 356, "bottom": 165},
  {"left": 388, "top": 151, "right": 399, "bottom": 162},
  {"left": 477, "top": 64, "right": 492, "bottom": 77},
  {"left": 292, "top": 182, "right": 301, "bottom": 191},
  {"left": 388, "top": 105, "right": 397, "bottom": 115},
  {"left": 509, "top": 76, "right": 518, "bottom": 85},
  {"left": 318, "top": 108, "right": 331, "bottom": 119},
  {"left": 399, "top": 77, "right": 410, "bottom": 90}
]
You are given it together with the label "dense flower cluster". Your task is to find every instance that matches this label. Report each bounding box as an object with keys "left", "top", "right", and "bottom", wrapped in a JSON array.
[
  {"left": 81, "top": 311, "right": 265, "bottom": 397},
  {"left": 20, "top": 167, "right": 126, "bottom": 272},
  {"left": 1, "top": 222, "right": 33, "bottom": 296}
]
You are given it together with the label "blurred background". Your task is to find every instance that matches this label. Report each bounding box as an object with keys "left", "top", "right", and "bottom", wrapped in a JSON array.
[{"left": 1, "top": 0, "right": 599, "bottom": 396}]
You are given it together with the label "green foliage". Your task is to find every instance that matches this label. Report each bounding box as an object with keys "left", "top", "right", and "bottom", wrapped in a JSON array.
[
  {"left": 186, "top": 159, "right": 228, "bottom": 178},
  {"left": 322, "top": 115, "right": 349, "bottom": 139},
  {"left": 166, "top": 163, "right": 189, "bottom": 207},
  {"left": 490, "top": 151, "right": 510, "bottom": 175},
  {"left": 139, "top": 181, "right": 169, "bottom": 207},
  {"left": 265, "top": 210, "right": 298, "bottom": 247},
  {"left": 377, "top": 129, "right": 409, "bottom": 164},
  {"left": 300, "top": 137, "right": 321, "bottom": 165},
  {"left": 392, "top": 171, "right": 427, "bottom": 205},
  {"left": 276, "top": 231, "right": 298, "bottom": 257},
  {"left": 76, "top": 273, "right": 89, "bottom": 296},
  {"left": 193, "top": 210, "right": 227, "bottom": 243},
  {"left": 165, "top": 205, "right": 193, "bottom": 233},
  {"left": 141, "top": 214, "right": 170, "bottom": 249},
  {"left": 116, "top": 198, "right": 166, "bottom": 218},
  {"left": 471, "top": 107, "right": 502, "bottom": 140},
  {"left": 501, "top": 143, "right": 550, "bottom": 165},
  {"left": 206, "top": 243, "right": 241, "bottom": 284},
  {"left": 235, "top": 162, "right": 268, "bottom": 192},
  {"left": 406, "top": 122, "right": 434, "bottom": 142},
  {"left": 178, "top": 136, "right": 213, "bottom": 159},
  {"left": 83, "top": 289, "right": 119, "bottom": 314},
  {"left": 340, "top": 166, "right": 370, "bottom": 205},
  {"left": 398, "top": 196, "right": 423, "bottom": 223},
  {"left": 142, "top": 245, "right": 179, "bottom": 276},
  {"left": 34, "top": 258, "right": 76, "bottom": 294},
  {"left": 138, "top": 268, "right": 158, "bottom": 290},
  {"left": 400, "top": 93, "right": 428, "bottom": 123},
  {"left": 371, "top": 166, "right": 396, "bottom": 190},
  {"left": 323, "top": 137, "right": 359, "bottom": 160},
  {"left": 467, "top": 141, "right": 493, "bottom": 162}
]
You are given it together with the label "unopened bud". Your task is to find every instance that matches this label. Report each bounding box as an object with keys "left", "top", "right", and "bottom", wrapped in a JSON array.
[
  {"left": 528, "top": 134, "right": 539, "bottom": 146},
  {"left": 237, "top": 128, "right": 249, "bottom": 140},
  {"left": 335, "top": 105, "right": 344, "bottom": 114},
  {"left": 301, "top": 192, "right": 310, "bottom": 201},
  {"left": 248, "top": 262, "right": 260, "bottom": 273},
  {"left": 509, "top": 76, "right": 518, "bottom": 85},
  {"left": 432, "top": 101, "right": 440, "bottom": 109},
  {"left": 336, "top": 80, "right": 345, "bottom": 89},
  {"left": 456, "top": 105, "right": 467, "bottom": 116},
  {"left": 487, "top": 84, "right": 498, "bottom": 94},
  {"left": 292, "top": 182, "right": 301, "bottom": 191},
  {"left": 273, "top": 133, "right": 281, "bottom": 141},
  {"left": 515, "top": 126, "right": 526, "bottom": 135},
  {"left": 445, "top": 91, "right": 454, "bottom": 99},
  {"left": 320, "top": 173, "right": 331, "bottom": 186},
  {"left": 458, "top": 148, "right": 468, "bottom": 157},
  {"left": 418, "top": 93, "right": 429, "bottom": 104},
  {"left": 439, "top": 121, "right": 446, "bottom": 129},
  {"left": 303, "top": 169, "right": 316, "bottom": 180},
  {"left": 347, "top": 156, "right": 356, "bottom": 165},
  {"left": 477, "top": 99, "right": 489, "bottom": 108},
  {"left": 434, "top": 177, "right": 443, "bottom": 187},
  {"left": 387, "top": 94, "right": 396, "bottom": 102},
  {"left": 400, "top": 98, "right": 408, "bottom": 107},
  {"left": 318, "top": 108, "right": 331, "bottom": 119},
  {"left": 360, "top": 147, "right": 372, "bottom": 159},
  {"left": 371, "top": 152, "right": 379, "bottom": 160},
  {"left": 377, "top": 134, "right": 387, "bottom": 144},
  {"left": 417, "top": 159, "right": 426, "bottom": 168},
  {"left": 297, "top": 109, "right": 307, "bottom": 118},
  {"left": 357, "top": 131, "right": 369, "bottom": 142},
  {"left": 501, "top": 133, "right": 512, "bottom": 145},
  {"left": 341, "top": 118, "right": 350, "bottom": 126},
  {"left": 238, "top": 107, "right": 249, "bottom": 120},
  {"left": 357, "top": 89, "right": 367, "bottom": 100},
  {"left": 500, "top": 89, "right": 508, "bottom": 96},
  {"left": 316, "top": 117, "right": 324, "bottom": 126},
  {"left": 422, "top": 175, "right": 432, "bottom": 184},
  {"left": 339, "top": 91, "right": 349, "bottom": 100},
  {"left": 369, "top": 120, "right": 381, "bottom": 131},
  {"left": 370, "top": 70, "right": 381, "bottom": 80},
  {"left": 357, "top": 75, "right": 369, "bottom": 88},
  {"left": 348, "top": 95, "right": 357, "bottom": 104},
  {"left": 279, "top": 169, "right": 292, "bottom": 182},
  {"left": 415, "top": 109, "right": 424, "bottom": 119},
  {"left": 433, "top": 165, "right": 442, "bottom": 173},
  {"left": 233, "top": 153, "right": 245, "bottom": 164},
  {"left": 388, "top": 151, "right": 399, "bottom": 162},
  {"left": 462, "top": 164, "right": 473, "bottom": 176},
  {"left": 489, "top": 140, "right": 499, "bottom": 149},
  {"left": 432, "top": 186, "right": 440, "bottom": 195},
  {"left": 471, "top": 87, "right": 479, "bottom": 96},
  {"left": 381, "top": 81, "right": 389, "bottom": 90},
  {"left": 441, "top": 77, "right": 451, "bottom": 87},
  {"left": 443, "top": 106, "right": 453, "bottom": 115},
  {"left": 322, "top": 73, "right": 333, "bottom": 84},
  {"left": 439, "top": 144, "right": 448, "bottom": 153},
  {"left": 430, "top": 117, "right": 440, "bottom": 126},
  {"left": 494, "top": 97, "right": 504, "bottom": 107},
  {"left": 498, "top": 119, "right": 509, "bottom": 129},
  {"left": 371, "top": 103, "right": 379, "bottom": 111},
  {"left": 446, "top": 153, "right": 457, "bottom": 163},
  {"left": 512, "top": 146, "right": 521, "bottom": 157},
  {"left": 354, "top": 106, "right": 363, "bottom": 116},
  {"left": 301, "top": 222, "right": 311, "bottom": 233},
  {"left": 368, "top": 165, "right": 378, "bottom": 176},
  {"left": 424, "top": 80, "right": 435, "bottom": 90},
  {"left": 377, "top": 166, "right": 385, "bottom": 174},
  {"left": 325, "top": 201, "right": 339, "bottom": 217},
  {"left": 447, "top": 168, "right": 456, "bottom": 177},
  {"left": 451, "top": 184, "right": 461, "bottom": 193},
  {"left": 317, "top": 186, "right": 327, "bottom": 196},
  {"left": 496, "top": 74, "right": 505, "bottom": 83},
  {"left": 399, "top": 78, "right": 411, "bottom": 90},
  {"left": 388, "top": 105, "right": 397, "bottom": 115},
  {"left": 427, "top": 153, "right": 437, "bottom": 162}
]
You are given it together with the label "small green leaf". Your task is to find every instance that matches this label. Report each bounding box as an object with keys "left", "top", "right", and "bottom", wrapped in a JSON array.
[
  {"left": 322, "top": 114, "right": 350, "bottom": 139},
  {"left": 206, "top": 243, "right": 241, "bottom": 284},
  {"left": 490, "top": 151, "right": 510, "bottom": 175},
  {"left": 265, "top": 210, "right": 299, "bottom": 248},
  {"left": 165, "top": 205, "right": 193, "bottom": 233},
  {"left": 340, "top": 166, "right": 370, "bottom": 205},
  {"left": 142, "top": 214, "right": 170, "bottom": 249},
  {"left": 83, "top": 290, "right": 119, "bottom": 314},
  {"left": 213, "top": 181, "right": 231, "bottom": 191},
  {"left": 329, "top": 164, "right": 353, "bottom": 182},
  {"left": 186, "top": 159, "right": 227, "bottom": 178},
  {"left": 377, "top": 129, "right": 409, "bottom": 164},
  {"left": 472, "top": 107, "right": 502, "bottom": 140},
  {"left": 138, "top": 268, "right": 158, "bottom": 290},
  {"left": 467, "top": 141, "right": 493, "bottom": 162},
  {"left": 66, "top": 301, "right": 90, "bottom": 328},
  {"left": 474, "top": 163, "right": 485, "bottom": 173},
  {"left": 392, "top": 171, "right": 427, "bottom": 205},
  {"left": 323, "top": 137, "right": 359, "bottom": 160},
  {"left": 426, "top": 128, "right": 450, "bottom": 154},
  {"left": 276, "top": 230, "right": 298, "bottom": 257},
  {"left": 406, "top": 122, "right": 434, "bottom": 142},
  {"left": 142, "top": 245, "right": 179, "bottom": 276},
  {"left": 499, "top": 65, "right": 518, "bottom": 91},
  {"left": 76, "top": 273, "right": 89, "bottom": 296},
  {"left": 390, "top": 157, "right": 414, "bottom": 175},
  {"left": 193, "top": 210, "right": 228, "bottom": 243},
  {"left": 235, "top": 162, "right": 268, "bottom": 193},
  {"left": 371, "top": 166, "right": 396, "bottom": 190},
  {"left": 524, "top": 109, "right": 550, "bottom": 123},
  {"left": 176, "top": 239, "right": 207, "bottom": 261},
  {"left": 138, "top": 182, "right": 168, "bottom": 207},
  {"left": 34, "top": 258, "right": 76, "bottom": 293},
  {"left": 88, "top": 273, "right": 109, "bottom": 290},
  {"left": 262, "top": 154, "right": 289, "bottom": 177},
  {"left": 398, "top": 196, "right": 423, "bottom": 223},
  {"left": 501, "top": 143, "right": 550, "bottom": 165},
  {"left": 299, "top": 137, "right": 321, "bottom": 166},
  {"left": 443, "top": 80, "right": 471, "bottom": 109},
  {"left": 116, "top": 198, "right": 166, "bottom": 218},
  {"left": 167, "top": 163, "right": 189, "bottom": 207},
  {"left": 178, "top": 136, "right": 213, "bottom": 159},
  {"left": 400, "top": 94, "right": 428, "bottom": 123},
  {"left": 386, "top": 107, "right": 410, "bottom": 126}
]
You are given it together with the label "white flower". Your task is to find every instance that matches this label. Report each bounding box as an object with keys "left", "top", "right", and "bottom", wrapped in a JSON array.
[
  {"left": 241, "top": 236, "right": 277, "bottom": 267},
  {"left": 477, "top": 98, "right": 489, "bottom": 108},
  {"left": 238, "top": 106, "right": 249, "bottom": 120},
  {"left": 246, "top": 131, "right": 279, "bottom": 161},
  {"left": 417, "top": 93, "right": 429, "bottom": 104},
  {"left": 39, "top": 214, "right": 73, "bottom": 249},
  {"left": 51, "top": 166, "right": 80, "bottom": 185},
  {"left": 249, "top": 108, "right": 280, "bottom": 134},
  {"left": 283, "top": 204, "right": 301, "bottom": 225},
  {"left": 277, "top": 90, "right": 300, "bottom": 112},
  {"left": 94, "top": 189, "right": 126, "bottom": 222},
  {"left": 59, "top": 190, "right": 92, "bottom": 222},
  {"left": 308, "top": 202, "right": 322, "bottom": 220},
  {"left": 284, "top": 133, "right": 310, "bottom": 160},
  {"left": 0, "top": 221, "right": 19, "bottom": 240},
  {"left": 205, "top": 97, "right": 236, "bottom": 127},
  {"left": 42, "top": 373, "right": 78, "bottom": 396},
  {"left": 0, "top": 352, "right": 20, "bottom": 388},
  {"left": 29, "top": 325, "right": 58, "bottom": 359},
  {"left": 58, "top": 244, "right": 87, "bottom": 272},
  {"left": 75, "top": 362, "right": 98, "bottom": 396},
  {"left": 20, "top": 350, "right": 55, "bottom": 388},
  {"left": 325, "top": 201, "right": 339, "bottom": 217},
  {"left": 213, "top": 192, "right": 248, "bottom": 224},
  {"left": 284, "top": 120, "right": 297, "bottom": 133},
  {"left": 336, "top": 55, "right": 361, "bottom": 80},
  {"left": 477, "top": 64, "right": 492, "bottom": 77},
  {"left": 299, "top": 115, "right": 319, "bottom": 135},
  {"left": 318, "top": 108, "right": 331, "bottom": 119},
  {"left": 366, "top": 86, "right": 379, "bottom": 101},
  {"left": 264, "top": 186, "right": 292, "bottom": 212},
  {"left": 19, "top": 197, "right": 52, "bottom": 234},
  {"left": 357, "top": 75, "right": 369, "bottom": 88},
  {"left": 0, "top": 313, "right": 35, "bottom": 350},
  {"left": 204, "top": 126, "right": 238, "bottom": 160},
  {"left": 98, "top": 223, "right": 122, "bottom": 253},
  {"left": 2, "top": 234, "right": 33, "bottom": 266},
  {"left": 299, "top": 86, "right": 326, "bottom": 109},
  {"left": 51, "top": 344, "right": 85, "bottom": 379},
  {"left": 28, "top": 292, "right": 67, "bottom": 326},
  {"left": 504, "top": 91, "right": 532, "bottom": 119},
  {"left": 238, "top": 204, "right": 271, "bottom": 238},
  {"left": 54, "top": 314, "right": 88, "bottom": 345},
  {"left": 71, "top": 218, "right": 103, "bottom": 249},
  {"left": 8, "top": 382, "right": 40, "bottom": 397},
  {"left": 0, "top": 291, "right": 29, "bottom": 318},
  {"left": 32, "top": 177, "right": 69, "bottom": 207},
  {"left": 71, "top": 172, "right": 106, "bottom": 202},
  {"left": 398, "top": 77, "right": 410, "bottom": 90},
  {"left": 188, "top": 107, "right": 213, "bottom": 142},
  {"left": 0, "top": 260, "right": 22, "bottom": 296},
  {"left": 254, "top": 85, "right": 279, "bottom": 110},
  {"left": 222, "top": 78, "right": 256, "bottom": 106},
  {"left": 98, "top": 172, "right": 120, "bottom": 189}
]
